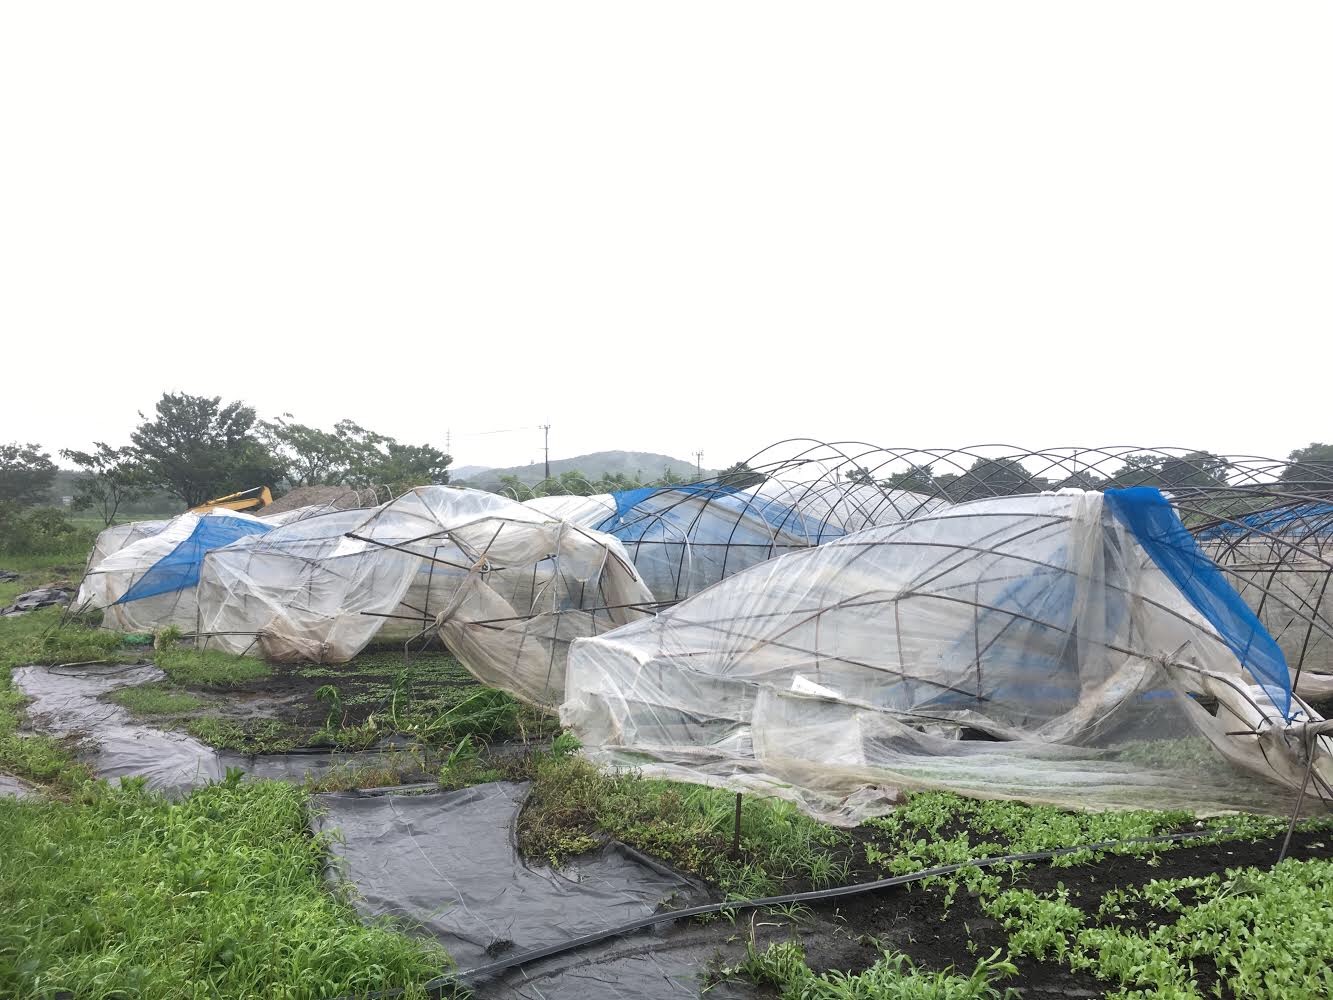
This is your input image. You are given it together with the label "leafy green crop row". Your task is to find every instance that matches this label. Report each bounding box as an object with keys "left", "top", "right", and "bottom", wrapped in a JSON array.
[
  {"left": 983, "top": 858, "right": 1333, "bottom": 999},
  {"left": 725, "top": 938, "right": 1019, "bottom": 1000}
]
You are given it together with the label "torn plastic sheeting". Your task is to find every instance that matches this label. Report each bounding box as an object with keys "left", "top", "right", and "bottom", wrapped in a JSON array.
[
  {"left": 11, "top": 663, "right": 227, "bottom": 794},
  {"left": 313, "top": 782, "right": 709, "bottom": 971},
  {"left": 564, "top": 490, "right": 1331, "bottom": 822},
  {"left": 1, "top": 587, "right": 73, "bottom": 616}
]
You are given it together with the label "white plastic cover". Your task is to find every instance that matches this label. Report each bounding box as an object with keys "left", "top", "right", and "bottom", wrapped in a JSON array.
[
  {"left": 523, "top": 493, "right": 618, "bottom": 526},
  {"left": 196, "top": 487, "right": 652, "bottom": 706},
  {"left": 564, "top": 492, "right": 1332, "bottom": 823},
  {"left": 76, "top": 519, "right": 171, "bottom": 609}
]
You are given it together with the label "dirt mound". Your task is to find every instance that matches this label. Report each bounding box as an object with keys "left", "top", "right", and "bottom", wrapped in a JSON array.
[{"left": 261, "top": 485, "right": 381, "bottom": 517}]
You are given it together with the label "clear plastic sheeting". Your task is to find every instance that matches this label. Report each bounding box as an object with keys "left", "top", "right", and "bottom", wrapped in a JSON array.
[
  {"left": 1197, "top": 501, "right": 1333, "bottom": 703},
  {"left": 523, "top": 493, "right": 618, "bottom": 526},
  {"left": 313, "top": 782, "right": 708, "bottom": 971},
  {"left": 197, "top": 487, "right": 652, "bottom": 707},
  {"left": 564, "top": 491, "right": 1333, "bottom": 824},
  {"left": 76, "top": 519, "right": 170, "bottom": 608},
  {"left": 592, "top": 482, "right": 944, "bottom": 603}
]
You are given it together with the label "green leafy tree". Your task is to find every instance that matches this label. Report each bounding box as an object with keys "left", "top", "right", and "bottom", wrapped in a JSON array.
[
  {"left": 259, "top": 416, "right": 451, "bottom": 492},
  {"left": 0, "top": 502, "right": 87, "bottom": 556},
  {"left": 1281, "top": 442, "right": 1333, "bottom": 493},
  {"left": 1160, "top": 451, "right": 1230, "bottom": 489},
  {"left": 1052, "top": 469, "right": 1105, "bottom": 491},
  {"left": 59, "top": 443, "right": 148, "bottom": 526},
  {"left": 0, "top": 442, "right": 58, "bottom": 507},
  {"left": 258, "top": 416, "right": 351, "bottom": 487},
  {"left": 885, "top": 463, "right": 936, "bottom": 493},
  {"left": 1109, "top": 453, "right": 1169, "bottom": 488},
  {"left": 336, "top": 421, "right": 451, "bottom": 490},
  {"left": 1111, "top": 451, "right": 1229, "bottom": 490},
  {"left": 952, "top": 457, "right": 1039, "bottom": 500},
  {"left": 130, "top": 393, "right": 282, "bottom": 508},
  {"left": 717, "top": 462, "right": 765, "bottom": 490},
  {"left": 843, "top": 465, "right": 877, "bottom": 486}
]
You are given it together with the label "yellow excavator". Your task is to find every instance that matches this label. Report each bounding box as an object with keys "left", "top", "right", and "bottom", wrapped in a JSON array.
[{"left": 189, "top": 486, "right": 273, "bottom": 514}]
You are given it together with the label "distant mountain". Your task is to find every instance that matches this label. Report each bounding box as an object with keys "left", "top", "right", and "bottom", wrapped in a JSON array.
[
  {"left": 449, "top": 464, "right": 493, "bottom": 480},
  {"left": 455, "top": 451, "right": 708, "bottom": 489}
]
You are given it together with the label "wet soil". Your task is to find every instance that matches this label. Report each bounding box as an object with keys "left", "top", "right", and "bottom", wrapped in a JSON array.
[
  {"left": 144, "top": 641, "right": 558, "bottom": 754},
  {"left": 789, "top": 827, "right": 1333, "bottom": 997}
]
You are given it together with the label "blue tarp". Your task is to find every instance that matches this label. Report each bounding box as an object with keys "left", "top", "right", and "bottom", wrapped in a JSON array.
[
  {"left": 1194, "top": 501, "right": 1333, "bottom": 541},
  {"left": 1105, "top": 487, "right": 1293, "bottom": 720},
  {"left": 596, "top": 483, "right": 833, "bottom": 542},
  {"left": 115, "top": 516, "right": 272, "bottom": 605}
]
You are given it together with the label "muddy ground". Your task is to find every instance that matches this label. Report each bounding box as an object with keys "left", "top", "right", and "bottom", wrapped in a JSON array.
[{"left": 130, "top": 640, "right": 558, "bottom": 754}]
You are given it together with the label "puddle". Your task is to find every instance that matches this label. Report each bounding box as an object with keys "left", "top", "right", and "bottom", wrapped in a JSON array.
[
  {"left": 11, "top": 664, "right": 421, "bottom": 795},
  {"left": 471, "top": 921, "right": 773, "bottom": 999},
  {"left": 1, "top": 772, "right": 33, "bottom": 800},
  {"left": 314, "top": 781, "right": 713, "bottom": 972},
  {"left": 13, "top": 663, "right": 225, "bottom": 794}
]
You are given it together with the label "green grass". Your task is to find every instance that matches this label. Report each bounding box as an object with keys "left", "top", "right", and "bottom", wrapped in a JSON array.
[
  {"left": 0, "top": 607, "right": 126, "bottom": 674},
  {"left": 0, "top": 607, "right": 125, "bottom": 791},
  {"left": 107, "top": 684, "right": 205, "bottom": 716},
  {"left": 0, "top": 777, "right": 448, "bottom": 998},
  {"left": 154, "top": 647, "right": 271, "bottom": 687}
]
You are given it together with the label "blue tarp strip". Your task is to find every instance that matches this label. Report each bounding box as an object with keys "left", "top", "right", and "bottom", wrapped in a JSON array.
[
  {"left": 115, "top": 517, "right": 272, "bottom": 605},
  {"left": 1193, "top": 501, "right": 1333, "bottom": 540},
  {"left": 597, "top": 483, "right": 746, "bottom": 532},
  {"left": 1105, "top": 486, "right": 1292, "bottom": 720},
  {"left": 597, "top": 483, "right": 834, "bottom": 543}
]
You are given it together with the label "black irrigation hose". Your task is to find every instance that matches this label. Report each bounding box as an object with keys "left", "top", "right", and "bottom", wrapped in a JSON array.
[{"left": 329, "top": 823, "right": 1245, "bottom": 999}]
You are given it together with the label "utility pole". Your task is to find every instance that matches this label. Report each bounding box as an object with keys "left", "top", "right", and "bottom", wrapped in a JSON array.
[
  {"left": 694, "top": 450, "right": 703, "bottom": 477},
  {"left": 540, "top": 424, "right": 551, "bottom": 480}
]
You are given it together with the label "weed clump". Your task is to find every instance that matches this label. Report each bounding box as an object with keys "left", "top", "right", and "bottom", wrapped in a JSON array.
[
  {"left": 518, "top": 751, "right": 846, "bottom": 897},
  {"left": 154, "top": 647, "right": 271, "bottom": 687}
]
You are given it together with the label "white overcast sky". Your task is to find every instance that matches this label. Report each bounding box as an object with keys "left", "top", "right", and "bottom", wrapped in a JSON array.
[{"left": 1, "top": 3, "right": 1328, "bottom": 472}]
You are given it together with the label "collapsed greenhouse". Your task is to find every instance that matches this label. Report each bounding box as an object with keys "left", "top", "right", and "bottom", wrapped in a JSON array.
[
  {"left": 564, "top": 488, "right": 1333, "bottom": 822},
  {"left": 79, "top": 488, "right": 653, "bottom": 707},
  {"left": 72, "top": 443, "right": 1333, "bottom": 817},
  {"left": 518, "top": 478, "right": 944, "bottom": 601}
]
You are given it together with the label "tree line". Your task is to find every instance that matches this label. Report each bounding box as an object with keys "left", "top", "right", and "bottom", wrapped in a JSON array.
[
  {"left": 498, "top": 462, "right": 764, "bottom": 499},
  {"left": 842, "top": 445, "right": 1333, "bottom": 501},
  {"left": 1, "top": 392, "right": 452, "bottom": 525}
]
